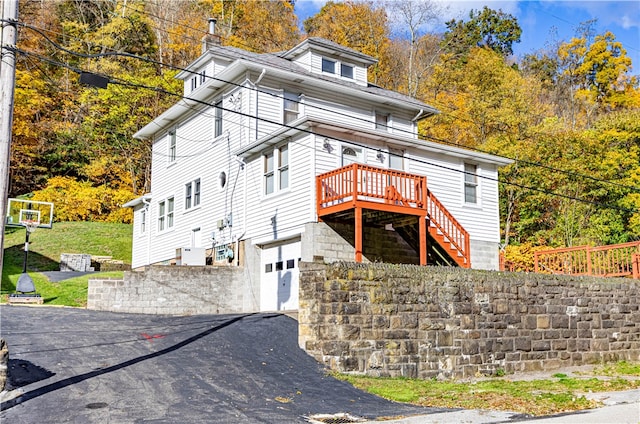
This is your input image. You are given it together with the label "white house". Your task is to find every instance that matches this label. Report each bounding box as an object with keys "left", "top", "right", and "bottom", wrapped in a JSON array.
[{"left": 125, "top": 25, "right": 512, "bottom": 312}]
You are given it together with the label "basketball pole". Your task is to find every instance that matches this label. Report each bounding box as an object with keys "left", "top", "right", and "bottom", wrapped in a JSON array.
[{"left": 0, "top": 0, "right": 19, "bottom": 275}]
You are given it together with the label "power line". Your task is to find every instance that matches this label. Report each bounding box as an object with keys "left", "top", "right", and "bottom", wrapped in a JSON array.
[
  {"left": 11, "top": 17, "right": 640, "bottom": 195},
  {"left": 12, "top": 46, "right": 639, "bottom": 216}
]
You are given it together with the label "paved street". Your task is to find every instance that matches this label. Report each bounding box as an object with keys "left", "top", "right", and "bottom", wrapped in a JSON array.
[{"left": 1, "top": 305, "right": 638, "bottom": 423}]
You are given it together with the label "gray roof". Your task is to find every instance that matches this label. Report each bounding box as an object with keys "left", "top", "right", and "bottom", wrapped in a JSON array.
[{"left": 201, "top": 42, "right": 437, "bottom": 113}]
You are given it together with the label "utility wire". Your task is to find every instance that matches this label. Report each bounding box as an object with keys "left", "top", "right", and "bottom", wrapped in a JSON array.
[
  {"left": 9, "top": 18, "right": 640, "bottom": 194},
  {"left": 12, "top": 46, "right": 640, "bottom": 216}
]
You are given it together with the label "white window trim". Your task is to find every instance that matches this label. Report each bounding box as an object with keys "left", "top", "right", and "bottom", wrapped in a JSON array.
[
  {"left": 140, "top": 208, "right": 147, "bottom": 235},
  {"left": 463, "top": 163, "right": 481, "bottom": 207},
  {"left": 375, "top": 111, "right": 391, "bottom": 132},
  {"left": 158, "top": 196, "right": 175, "bottom": 233},
  {"left": 185, "top": 178, "right": 201, "bottom": 212},
  {"left": 167, "top": 130, "right": 177, "bottom": 165},
  {"left": 263, "top": 143, "right": 290, "bottom": 197},
  {"left": 214, "top": 99, "right": 223, "bottom": 137},
  {"left": 283, "top": 92, "right": 300, "bottom": 124}
]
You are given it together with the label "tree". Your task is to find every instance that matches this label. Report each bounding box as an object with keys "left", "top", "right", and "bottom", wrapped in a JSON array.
[
  {"left": 224, "top": 0, "right": 300, "bottom": 52},
  {"left": 388, "top": 0, "right": 443, "bottom": 97},
  {"left": 304, "top": 0, "right": 390, "bottom": 84},
  {"left": 442, "top": 6, "right": 521, "bottom": 59}
]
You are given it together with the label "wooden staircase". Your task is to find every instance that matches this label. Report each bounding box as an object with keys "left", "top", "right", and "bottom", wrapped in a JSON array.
[
  {"left": 316, "top": 164, "right": 471, "bottom": 268},
  {"left": 426, "top": 189, "right": 470, "bottom": 268}
]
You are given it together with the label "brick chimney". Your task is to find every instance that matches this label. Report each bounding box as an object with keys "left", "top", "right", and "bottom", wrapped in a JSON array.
[{"left": 202, "top": 18, "right": 221, "bottom": 53}]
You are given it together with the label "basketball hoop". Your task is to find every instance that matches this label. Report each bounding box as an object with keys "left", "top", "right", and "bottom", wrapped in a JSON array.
[{"left": 23, "top": 219, "right": 39, "bottom": 234}]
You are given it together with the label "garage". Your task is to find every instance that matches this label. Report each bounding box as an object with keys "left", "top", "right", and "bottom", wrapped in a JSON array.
[{"left": 260, "top": 239, "right": 301, "bottom": 311}]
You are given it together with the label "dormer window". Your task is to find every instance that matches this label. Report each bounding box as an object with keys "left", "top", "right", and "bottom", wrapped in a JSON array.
[
  {"left": 191, "top": 76, "right": 197, "bottom": 91},
  {"left": 199, "top": 71, "right": 206, "bottom": 84},
  {"left": 341, "top": 63, "right": 354, "bottom": 79},
  {"left": 322, "top": 58, "right": 336, "bottom": 74}
]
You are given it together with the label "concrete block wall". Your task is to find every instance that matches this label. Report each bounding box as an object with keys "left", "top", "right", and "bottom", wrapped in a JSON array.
[
  {"left": 302, "top": 222, "right": 418, "bottom": 264},
  {"left": 60, "top": 253, "right": 94, "bottom": 272},
  {"left": 88, "top": 265, "right": 256, "bottom": 315},
  {"left": 299, "top": 262, "right": 640, "bottom": 379}
]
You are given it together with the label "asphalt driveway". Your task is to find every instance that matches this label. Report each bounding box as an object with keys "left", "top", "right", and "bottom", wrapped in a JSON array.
[{"left": 0, "top": 305, "right": 444, "bottom": 423}]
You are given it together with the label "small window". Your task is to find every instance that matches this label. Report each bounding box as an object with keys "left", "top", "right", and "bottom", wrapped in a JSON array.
[
  {"left": 214, "top": 99, "right": 223, "bottom": 137},
  {"left": 185, "top": 179, "right": 201, "bottom": 210},
  {"left": 140, "top": 209, "right": 146, "bottom": 234},
  {"left": 168, "top": 130, "right": 176, "bottom": 163},
  {"left": 341, "top": 63, "right": 353, "bottom": 79},
  {"left": 264, "top": 152, "right": 275, "bottom": 195},
  {"left": 158, "top": 197, "right": 174, "bottom": 231},
  {"left": 219, "top": 171, "right": 227, "bottom": 189},
  {"left": 286, "top": 259, "right": 295, "bottom": 269},
  {"left": 464, "top": 163, "right": 478, "bottom": 204},
  {"left": 322, "top": 58, "right": 335, "bottom": 74},
  {"left": 275, "top": 261, "right": 283, "bottom": 271},
  {"left": 389, "top": 148, "right": 404, "bottom": 170},
  {"left": 278, "top": 145, "right": 289, "bottom": 190},
  {"left": 265, "top": 263, "right": 273, "bottom": 273},
  {"left": 200, "top": 71, "right": 206, "bottom": 84},
  {"left": 191, "top": 76, "right": 197, "bottom": 91},
  {"left": 283, "top": 92, "right": 299, "bottom": 124},
  {"left": 263, "top": 143, "right": 289, "bottom": 195},
  {"left": 375, "top": 113, "right": 389, "bottom": 131}
]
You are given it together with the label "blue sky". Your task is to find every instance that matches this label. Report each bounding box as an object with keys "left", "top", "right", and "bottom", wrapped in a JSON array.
[{"left": 293, "top": 1, "right": 640, "bottom": 73}]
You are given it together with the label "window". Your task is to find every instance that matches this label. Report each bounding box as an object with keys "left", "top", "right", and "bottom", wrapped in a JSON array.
[
  {"left": 464, "top": 163, "right": 478, "bottom": 204},
  {"left": 191, "top": 76, "right": 197, "bottom": 91},
  {"left": 158, "top": 197, "right": 174, "bottom": 231},
  {"left": 168, "top": 130, "right": 176, "bottom": 163},
  {"left": 342, "top": 146, "right": 364, "bottom": 166},
  {"left": 341, "top": 63, "right": 354, "bottom": 79},
  {"left": 264, "top": 152, "right": 274, "bottom": 195},
  {"left": 389, "top": 148, "right": 404, "bottom": 170},
  {"left": 140, "top": 209, "right": 146, "bottom": 234},
  {"left": 185, "top": 178, "right": 201, "bottom": 210},
  {"left": 322, "top": 58, "right": 335, "bottom": 74},
  {"left": 278, "top": 145, "right": 289, "bottom": 190},
  {"left": 375, "top": 112, "right": 389, "bottom": 131},
  {"left": 283, "top": 92, "right": 299, "bottom": 124},
  {"left": 264, "top": 144, "right": 289, "bottom": 195},
  {"left": 214, "top": 99, "right": 223, "bottom": 137},
  {"left": 199, "top": 71, "right": 206, "bottom": 85}
]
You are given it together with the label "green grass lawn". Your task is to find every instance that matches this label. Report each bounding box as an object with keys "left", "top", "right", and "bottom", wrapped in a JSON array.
[
  {"left": 2, "top": 221, "right": 132, "bottom": 306},
  {"left": 335, "top": 361, "right": 640, "bottom": 416}
]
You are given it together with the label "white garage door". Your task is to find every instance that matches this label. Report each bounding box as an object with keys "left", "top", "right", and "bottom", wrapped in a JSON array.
[{"left": 260, "top": 240, "right": 300, "bottom": 311}]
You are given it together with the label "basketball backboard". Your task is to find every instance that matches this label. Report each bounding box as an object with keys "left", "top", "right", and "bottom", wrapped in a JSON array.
[{"left": 6, "top": 198, "right": 54, "bottom": 229}]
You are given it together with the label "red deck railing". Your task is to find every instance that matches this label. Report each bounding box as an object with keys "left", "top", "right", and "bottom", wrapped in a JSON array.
[
  {"left": 316, "top": 163, "right": 427, "bottom": 211},
  {"left": 534, "top": 241, "right": 640, "bottom": 279},
  {"left": 426, "top": 189, "right": 470, "bottom": 268},
  {"left": 316, "top": 163, "right": 470, "bottom": 267}
]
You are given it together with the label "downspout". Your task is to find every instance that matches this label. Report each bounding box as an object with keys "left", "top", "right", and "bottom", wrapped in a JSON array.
[
  {"left": 142, "top": 196, "right": 151, "bottom": 266},
  {"left": 253, "top": 69, "right": 266, "bottom": 140},
  {"left": 411, "top": 109, "right": 425, "bottom": 121}
]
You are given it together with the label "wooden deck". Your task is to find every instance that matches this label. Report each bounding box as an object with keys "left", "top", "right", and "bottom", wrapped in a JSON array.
[{"left": 316, "top": 164, "right": 470, "bottom": 268}]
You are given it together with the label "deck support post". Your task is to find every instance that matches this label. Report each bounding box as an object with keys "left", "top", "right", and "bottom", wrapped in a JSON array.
[
  {"left": 355, "top": 207, "right": 362, "bottom": 262},
  {"left": 419, "top": 216, "right": 427, "bottom": 266}
]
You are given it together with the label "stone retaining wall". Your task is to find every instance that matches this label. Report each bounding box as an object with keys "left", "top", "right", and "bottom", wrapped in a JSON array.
[
  {"left": 88, "top": 265, "right": 256, "bottom": 315},
  {"left": 298, "top": 262, "right": 640, "bottom": 379}
]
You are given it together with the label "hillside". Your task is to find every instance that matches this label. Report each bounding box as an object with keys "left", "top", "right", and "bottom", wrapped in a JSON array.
[{"left": 2, "top": 222, "right": 132, "bottom": 305}]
